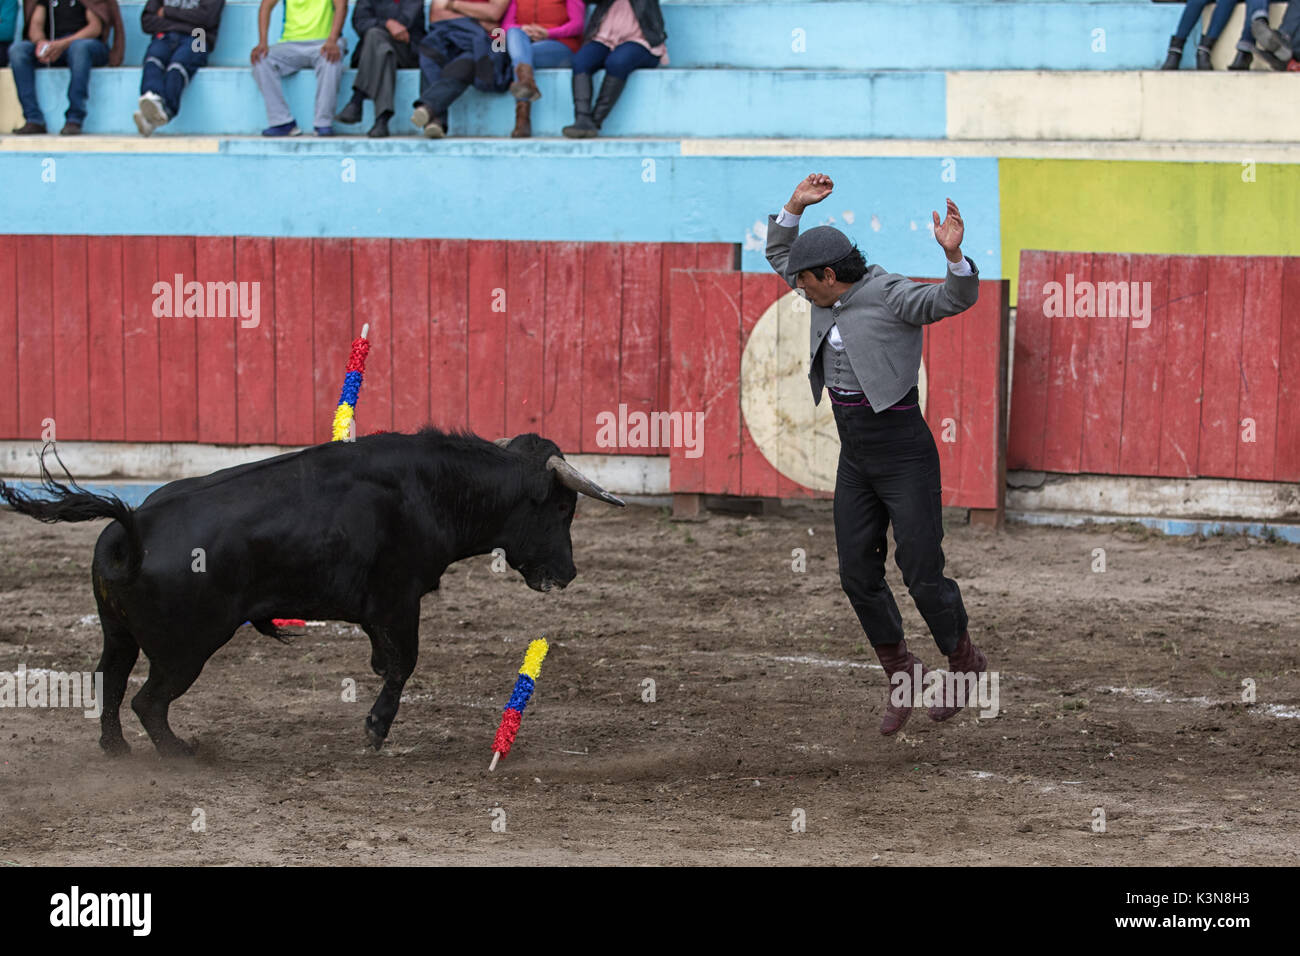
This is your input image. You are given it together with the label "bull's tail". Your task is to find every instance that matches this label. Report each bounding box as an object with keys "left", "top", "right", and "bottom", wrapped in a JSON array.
[{"left": 0, "top": 444, "right": 143, "bottom": 578}]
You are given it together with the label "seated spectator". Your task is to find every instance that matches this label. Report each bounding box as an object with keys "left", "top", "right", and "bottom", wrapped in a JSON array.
[
  {"left": 562, "top": 0, "right": 666, "bottom": 139},
  {"left": 409, "top": 0, "right": 510, "bottom": 139},
  {"left": 503, "top": 0, "right": 583, "bottom": 138},
  {"left": 1281, "top": 0, "right": 1300, "bottom": 68},
  {"left": 334, "top": 0, "right": 424, "bottom": 138},
  {"left": 1230, "top": 0, "right": 1293, "bottom": 69},
  {"left": 251, "top": 0, "right": 349, "bottom": 136},
  {"left": 9, "top": 0, "right": 125, "bottom": 134},
  {"left": 134, "top": 0, "right": 226, "bottom": 136},
  {"left": 1162, "top": 0, "right": 1236, "bottom": 70},
  {"left": 1, "top": 0, "right": 19, "bottom": 67}
]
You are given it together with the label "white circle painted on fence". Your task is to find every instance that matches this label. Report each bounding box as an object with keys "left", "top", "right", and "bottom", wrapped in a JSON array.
[{"left": 740, "top": 289, "right": 927, "bottom": 493}]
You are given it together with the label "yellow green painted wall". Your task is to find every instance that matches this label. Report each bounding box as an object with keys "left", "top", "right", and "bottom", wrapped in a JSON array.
[{"left": 999, "top": 158, "right": 1300, "bottom": 305}]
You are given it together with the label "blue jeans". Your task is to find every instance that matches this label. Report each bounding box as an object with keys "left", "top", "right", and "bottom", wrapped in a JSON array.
[
  {"left": 1237, "top": 0, "right": 1272, "bottom": 51},
  {"left": 9, "top": 37, "right": 110, "bottom": 125},
  {"left": 141, "top": 32, "right": 209, "bottom": 118},
  {"left": 1174, "top": 0, "right": 1237, "bottom": 43},
  {"left": 1283, "top": 0, "right": 1300, "bottom": 46},
  {"left": 505, "top": 28, "right": 572, "bottom": 81},
  {"left": 571, "top": 40, "right": 659, "bottom": 79}
]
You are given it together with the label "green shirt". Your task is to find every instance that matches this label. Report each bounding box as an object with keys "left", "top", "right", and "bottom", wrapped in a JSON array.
[{"left": 281, "top": 0, "right": 336, "bottom": 42}]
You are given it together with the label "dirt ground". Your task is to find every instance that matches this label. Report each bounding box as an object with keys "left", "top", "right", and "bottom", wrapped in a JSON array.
[{"left": 1, "top": 501, "right": 1297, "bottom": 866}]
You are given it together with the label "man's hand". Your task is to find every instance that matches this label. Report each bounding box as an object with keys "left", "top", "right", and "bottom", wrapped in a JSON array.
[
  {"left": 39, "top": 38, "right": 67, "bottom": 63},
  {"left": 786, "top": 173, "right": 833, "bottom": 216},
  {"left": 386, "top": 18, "right": 410, "bottom": 42},
  {"left": 933, "top": 198, "right": 965, "bottom": 263},
  {"left": 321, "top": 38, "right": 342, "bottom": 62},
  {"left": 250, "top": 42, "right": 269, "bottom": 64},
  {"left": 522, "top": 23, "right": 548, "bottom": 40}
]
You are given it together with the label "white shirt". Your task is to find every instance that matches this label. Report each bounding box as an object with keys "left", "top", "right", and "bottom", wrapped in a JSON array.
[{"left": 776, "top": 205, "right": 973, "bottom": 357}]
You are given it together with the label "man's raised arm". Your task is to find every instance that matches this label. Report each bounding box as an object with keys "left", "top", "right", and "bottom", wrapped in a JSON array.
[
  {"left": 884, "top": 197, "right": 980, "bottom": 326},
  {"left": 766, "top": 173, "right": 834, "bottom": 288}
]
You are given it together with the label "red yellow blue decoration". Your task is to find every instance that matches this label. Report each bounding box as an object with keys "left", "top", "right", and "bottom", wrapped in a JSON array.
[
  {"left": 489, "top": 638, "right": 549, "bottom": 771},
  {"left": 331, "top": 323, "right": 371, "bottom": 442}
]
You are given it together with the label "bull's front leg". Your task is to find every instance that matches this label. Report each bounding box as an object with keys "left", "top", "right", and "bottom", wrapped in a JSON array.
[{"left": 361, "top": 607, "right": 420, "bottom": 750}]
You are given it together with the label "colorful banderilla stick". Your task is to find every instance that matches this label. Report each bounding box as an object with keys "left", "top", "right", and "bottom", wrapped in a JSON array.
[{"left": 490, "top": 638, "right": 549, "bottom": 771}]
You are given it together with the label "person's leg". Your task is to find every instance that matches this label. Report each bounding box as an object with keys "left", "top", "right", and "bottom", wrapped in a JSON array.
[
  {"left": 563, "top": 41, "right": 610, "bottom": 137},
  {"left": 1173, "top": 0, "right": 1212, "bottom": 42},
  {"left": 1242, "top": 0, "right": 1293, "bottom": 67},
  {"left": 62, "top": 38, "right": 109, "bottom": 127},
  {"left": 530, "top": 38, "right": 573, "bottom": 68},
  {"left": 506, "top": 27, "right": 533, "bottom": 83},
  {"left": 253, "top": 42, "right": 305, "bottom": 127},
  {"left": 591, "top": 41, "right": 657, "bottom": 130},
  {"left": 7, "top": 41, "right": 45, "bottom": 127},
  {"left": 0, "top": 41, "right": 10, "bottom": 69},
  {"left": 311, "top": 37, "right": 348, "bottom": 131},
  {"left": 1204, "top": 0, "right": 1240, "bottom": 42},
  {"left": 162, "top": 38, "right": 208, "bottom": 118},
  {"left": 140, "top": 34, "right": 172, "bottom": 100}
]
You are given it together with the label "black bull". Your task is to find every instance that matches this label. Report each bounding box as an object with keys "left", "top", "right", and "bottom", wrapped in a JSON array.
[{"left": 0, "top": 429, "right": 624, "bottom": 757}]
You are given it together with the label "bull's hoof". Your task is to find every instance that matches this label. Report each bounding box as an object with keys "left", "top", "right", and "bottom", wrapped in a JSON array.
[
  {"left": 157, "top": 737, "right": 198, "bottom": 759},
  {"left": 364, "top": 716, "right": 387, "bottom": 751},
  {"left": 99, "top": 735, "right": 131, "bottom": 758}
]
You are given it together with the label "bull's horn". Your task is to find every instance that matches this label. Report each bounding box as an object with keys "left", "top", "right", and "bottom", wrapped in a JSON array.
[{"left": 546, "top": 456, "right": 626, "bottom": 507}]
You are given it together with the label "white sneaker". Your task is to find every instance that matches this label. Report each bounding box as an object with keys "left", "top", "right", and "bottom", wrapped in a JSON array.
[
  {"left": 138, "top": 92, "right": 170, "bottom": 128},
  {"left": 133, "top": 111, "right": 156, "bottom": 137}
]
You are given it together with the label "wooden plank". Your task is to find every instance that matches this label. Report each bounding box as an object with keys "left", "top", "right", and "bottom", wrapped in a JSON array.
[
  {"left": 466, "top": 240, "right": 509, "bottom": 439},
  {"left": 738, "top": 272, "right": 781, "bottom": 498},
  {"left": 1041, "top": 252, "right": 1092, "bottom": 473},
  {"left": 272, "top": 238, "right": 315, "bottom": 446},
  {"left": 619, "top": 243, "right": 663, "bottom": 450},
  {"left": 1158, "top": 255, "right": 1208, "bottom": 478},
  {"left": 155, "top": 236, "right": 198, "bottom": 442},
  {"left": 658, "top": 244, "right": 697, "bottom": 428},
  {"left": 695, "top": 243, "right": 737, "bottom": 273},
  {"left": 390, "top": 238, "right": 430, "bottom": 434},
  {"left": 580, "top": 243, "right": 622, "bottom": 453},
  {"left": 1078, "top": 253, "right": 1130, "bottom": 475},
  {"left": 349, "top": 238, "right": 390, "bottom": 436},
  {"left": 312, "top": 239, "right": 354, "bottom": 443},
  {"left": 16, "top": 237, "right": 54, "bottom": 442},
  {"left": 773, "top": 285, "right": 816, "bottom": 500},
  {"left": 699, "top": 271, "right": 743, "bottom": 495},
  {"left": 428, "top": 239, "right": 469, "bottom": 431},
  {"left": 234, "top": 237, "right": 276, "bottom": 445},
  {"left": 1276, "top": 259, "right": 1300, "bottom": 482},
  {"left": 1007, "top": 250, "right": 1055, "bottom": 470},
  {"left": 1196, "top": 256, "right": 1246, "bottom": 478},
  {"left": 956, "top": 282, "right": 1002, "bottom": 510},
  {"left": 668, "top": 269, "right": 706, "bottom": 493},
  {"left": 542, "top": 242, "right": 584, "bottom": 454},
  {"left": 505, "top": 241, "right": 546, "bottom": 437},
  {"left": 1117, "top": 254, "right": 1169, "bottom": 476},
  {"left": 924, "top": 280, "right": 963, "bottom": 504},
  {"left": 194, "top": 237, "right": 237, "bottom": 444},
  {"left": 0, "top": 237, "right": 17, "bottom": 438},
  {"left": 51, "top": 236, "right": 90, "bottom": 439},
  {"left": 120, "top": 236, "right": 160, "bottom": 442},
  {"left": 85, "top": 237, "right": 125, "bottom": 442},
  {"left": 1235, "top": 257, "right": 1283, "bottom": 482}
]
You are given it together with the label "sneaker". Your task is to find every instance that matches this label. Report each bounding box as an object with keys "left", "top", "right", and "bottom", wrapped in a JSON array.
[
  {"left": 1251, "top": 16, "right": 1294, "bottom": 62},
  {"left": 133, "top": 111, "right": 156, "bottom": 137},
  {"left": 138, "top": 92, "right": 170, "bottom": 128},
  {"left": 314, "top": 126, "right": 334, "bottom": 136},
  {"left": 422, "top": 120, "right": 445, "bottom": 139},
  {"left": 410, "top": 104, "right": 431, "bottom": 131},
  {"left": 262, "top": 121, "right": 301, "bottom": 137}
]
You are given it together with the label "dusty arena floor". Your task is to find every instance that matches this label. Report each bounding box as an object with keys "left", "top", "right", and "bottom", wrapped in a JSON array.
[{"left": 1, "top": 503, "right": 1297, "bottom": 866}]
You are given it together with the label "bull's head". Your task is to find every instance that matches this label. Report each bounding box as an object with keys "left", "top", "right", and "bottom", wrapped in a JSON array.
[{"left": 493, "top": 435, "right": 625, "bottom": 592}]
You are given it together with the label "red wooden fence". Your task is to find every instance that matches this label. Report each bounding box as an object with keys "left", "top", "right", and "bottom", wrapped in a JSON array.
[
  {"left": 1011, "top": 251, "right": 1300, "bottom": 482},
  {"left": 0, "top": 236, "right": 736, "bottom": 452},
  {"left": 668, "top": 270, "right": 1010, "bottom": 512}
]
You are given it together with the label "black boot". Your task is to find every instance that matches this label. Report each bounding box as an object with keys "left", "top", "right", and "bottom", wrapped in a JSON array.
[
  {"left": 367, "top": 111, "right": 391, "bottom": 138},
  {"left": 1228, "top": 49, "right": 1253, "bottom": 70},
  {"left": 335, "top": 90, "right": 365, "bottom": 125},
  {"left": 1161, "top": 35, "right": 1185, "bottom": 70},
  {"left": 1196, "top": 42, "right": 1214, "bottom": 70},
  {"left": 591, "top": 75, "right": 627, "bottom": 131},
  {"left": 562, "top": 72, "right": 598, "bottom": 139},
  {"left": 1251, "top": 15, "right": 1293, "bottom": 69}
]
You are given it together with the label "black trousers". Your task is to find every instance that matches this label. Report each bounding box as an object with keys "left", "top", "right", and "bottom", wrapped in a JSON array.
[
  {"left": 831, "top": 398, "right": 967, "bottom": 655},
  {"left": 353, "top": 28, "right": 418, "bottom": 116}
]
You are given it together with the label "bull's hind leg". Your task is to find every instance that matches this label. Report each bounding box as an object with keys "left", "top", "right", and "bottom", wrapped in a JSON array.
[
  {"left": 94, "top": 607, "right": 140, "bottom": 757},
  {"left": 130, "top": 650, "right": 214, "bottom": 759},
  {"left": 361, "top": 606, "right": 419, "bottom": 751}
]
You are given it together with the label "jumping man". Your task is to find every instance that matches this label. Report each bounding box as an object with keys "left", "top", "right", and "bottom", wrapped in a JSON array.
[{"left": 765, "top": 173, "right": 990, "bottom": 735}]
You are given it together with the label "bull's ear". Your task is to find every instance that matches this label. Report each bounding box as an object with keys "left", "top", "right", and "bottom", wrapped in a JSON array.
[{"left": 526, "top": 469, "right": 555, "bottom": 503}]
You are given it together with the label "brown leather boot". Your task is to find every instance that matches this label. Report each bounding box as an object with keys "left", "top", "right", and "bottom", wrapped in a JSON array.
[
  {"left": 873, "top": 638, "right": 927, "bottom": 736},
  {"left": 511, "top": 100, "right": 532, "bottom": 138},
  {"left": 928, "top": 630, "right": 988, "bottom": 722},
  {"left": 509, "top": 63, "right": 541, "bottom": 102}
]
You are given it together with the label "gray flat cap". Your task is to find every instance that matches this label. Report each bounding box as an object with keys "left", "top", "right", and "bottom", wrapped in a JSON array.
[{"left": 787, "top": 225, "right": 855, "bottom": 275}]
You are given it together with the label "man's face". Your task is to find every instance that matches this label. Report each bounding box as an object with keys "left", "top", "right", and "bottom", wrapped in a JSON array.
[{"left": 795, "top": 267, "right": 839, "bottom": 308}]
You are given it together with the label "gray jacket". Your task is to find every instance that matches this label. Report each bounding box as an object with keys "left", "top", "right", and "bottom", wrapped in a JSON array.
[{"left": 765, "top": 214, "right": 980, "bottom": 410}]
